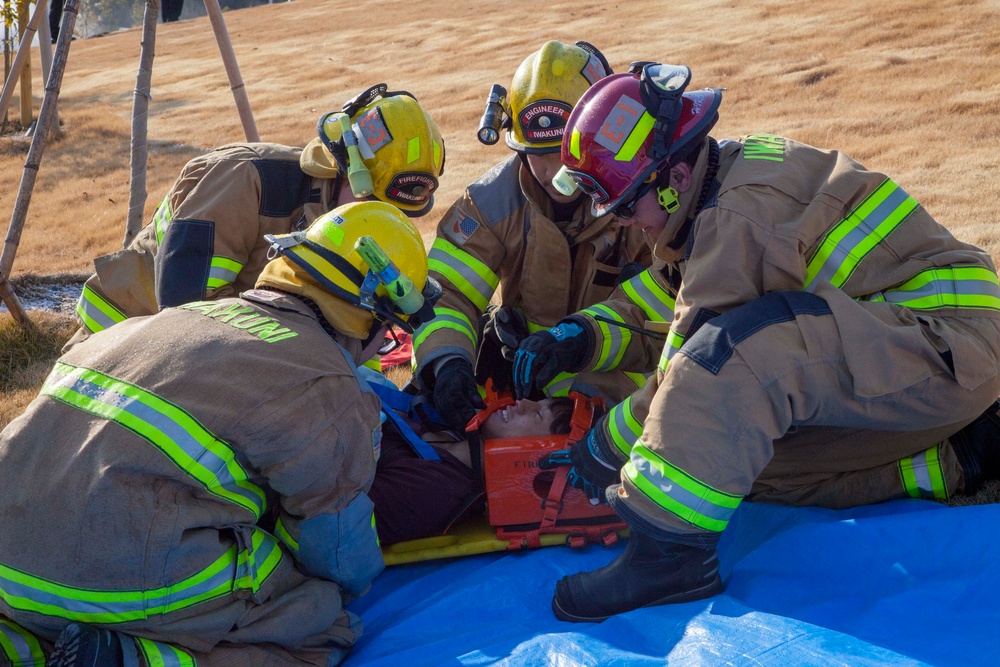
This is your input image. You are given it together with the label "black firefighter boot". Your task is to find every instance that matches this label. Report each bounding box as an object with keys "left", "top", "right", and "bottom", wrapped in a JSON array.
[
  {"left": 48, "top": 623, "right": 126, "bottom": 667},
  {"left": 552, "top": 530, "right": 724, "bottom": 623},
  {"left": 951, "top": 399, "right": 1000, "bottom": 493}
]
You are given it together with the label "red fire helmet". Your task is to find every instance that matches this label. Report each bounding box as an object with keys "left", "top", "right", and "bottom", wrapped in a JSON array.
[{"left": 559, "top": 69, "right": 722, "bottom": 217}]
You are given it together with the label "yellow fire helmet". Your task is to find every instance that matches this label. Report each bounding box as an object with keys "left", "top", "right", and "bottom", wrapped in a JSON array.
[
  {"left": 257, "top": 201, "right": 441, "bottom": 339},
  {"left": 302, "top": 84, "right": 446, "bottom": 217},
  {"left": 504, "top": 40, "right": 611, "bottom": 154}
]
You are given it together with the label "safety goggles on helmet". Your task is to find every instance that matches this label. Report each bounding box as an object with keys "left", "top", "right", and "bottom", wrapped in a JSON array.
[
  {"left": 264, "top": 229, "right": 441, "bottom": 334},
  {"left": 316, "top": 84, "right": 444, "bottom": 217}
]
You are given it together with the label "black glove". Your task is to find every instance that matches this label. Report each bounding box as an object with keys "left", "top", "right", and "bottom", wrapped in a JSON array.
[
  {"left": 538, "top": 430, "right": 621, "bottom": 504},
  {"left": 512, "top": 319, "right": 590, "bottom": 399},
  {"left": 475, "top": 306, "right": 530, "bottom": 391},
  {"left": 482, "top": 305, "right": 530, "bottom": 361},
  {"left": 433, "top": 358, "right": 486, "bottom": 432}
]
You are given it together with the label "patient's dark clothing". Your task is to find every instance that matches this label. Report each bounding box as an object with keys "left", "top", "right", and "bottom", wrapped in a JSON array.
[{"left": 370, "top": 428, "right": 484, "bottom": 546}]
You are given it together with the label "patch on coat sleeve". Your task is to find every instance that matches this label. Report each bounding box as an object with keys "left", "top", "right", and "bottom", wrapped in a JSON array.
[{"left": 444, "top": 214, "right": 481, "bottom": 246}]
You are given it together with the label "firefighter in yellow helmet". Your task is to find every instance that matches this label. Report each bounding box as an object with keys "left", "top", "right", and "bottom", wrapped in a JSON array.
[
  {"left": 412, "top": 41, "right": 676, "bottom": 434},
  {"left": 68, "top": 84, "right": 445, "bottom": 349},
  {"left": 0, "top": 202, "right": 440, "bottom": 667}
]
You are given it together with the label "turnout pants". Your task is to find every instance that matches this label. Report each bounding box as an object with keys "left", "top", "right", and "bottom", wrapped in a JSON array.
[
  {"left": 1, "top": 551, "right": 358, "bottom": 666},
  {"left": 610, "top": 291, "right": 1000, "bottom": 547}
]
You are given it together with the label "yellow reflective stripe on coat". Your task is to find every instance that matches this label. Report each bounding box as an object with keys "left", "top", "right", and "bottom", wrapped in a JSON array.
[
  {"left": 275, "top": 517, "right": 299, "bottom": 553},
  {"left": 620, "top": 269, "right": 676, "bottom": 323},
  {"left": 625, "top": 444, "right": 742, "bottom": 532},
  {"left": 805, "top": 179, "right": 919, "bottom": 291},
  {"left": 135, "top": 636, "right": 197, "bottom": 667},
  {"left": 657, "top": 330, "right": 685, "bottom": 374},
  {"left": 152, "top": 195, "right": 172, "bottom": 246},
  {"left": 427, "top": 238, "right": 499, "bottom": 312},
  {"left": 606, "top": 395, "right": 643, "bottom": 459},
  {"left": 899, "top": 445, "right": 948, "bottom": 500},
  {"left": 41, "top": 362, "right": 266, "bottom": 520},
  {"left": 206, "top": 256, "right": 244, "bottom": 290},
  {"left": 542, "top": 372, "right": 576, "bottom": 397},
  {"left": 0, "top": 531, "right": 281, "bottom": 624},
  {"left": 880, "top": 266, "right": 1000, "bottom": 311},
  {"left": 581, "top": 303, "right": 631, "bottom": 372},
  {"left": 0, "top": 620, "right": 44, "bottom": 667},
  {"left": 76, "top": 284, "right": 128, "bottom": 334},
  {"left": 412, "top": 306, "right": 475, "bottom": 349}
]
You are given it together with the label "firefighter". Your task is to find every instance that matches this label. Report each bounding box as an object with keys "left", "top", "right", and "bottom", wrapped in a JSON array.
[
  {"left": 412, "top": 40, "right": 677, "bottom": 434},
  {"left": 68, "top": 84, "right": 445, "bottom": 350},
  {"left": 514, "top": 63, "right": 1000, "bottom": 622},
  {"left": 0, "top": 201, "right": 441, "bottom": 666}
]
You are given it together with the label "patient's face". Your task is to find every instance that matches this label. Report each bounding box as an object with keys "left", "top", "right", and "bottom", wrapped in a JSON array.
[{"left": 481, "top": 399, "right": 561, "bottom": 440}]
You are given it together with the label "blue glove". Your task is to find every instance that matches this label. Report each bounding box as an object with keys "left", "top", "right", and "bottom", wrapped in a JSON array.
[{"left": 512, "top": 319, "right": 590, "bottom": 399}]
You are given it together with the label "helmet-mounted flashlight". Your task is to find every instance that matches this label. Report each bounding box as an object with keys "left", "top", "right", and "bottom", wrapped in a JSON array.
[{"left": 477, "top": 84, "right": 508, "bottom": 145}]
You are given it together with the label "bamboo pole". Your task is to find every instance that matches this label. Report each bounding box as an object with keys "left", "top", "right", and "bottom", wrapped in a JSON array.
[
  {"left": 16, "top": 0, "right": 29, "bottom": 127},
  {"left": 36, "top": 0, "right": 58, "bottom": 129},
  {"left": 203, "top": 0, "right": 259, "bottom": 142},
  {"left": 124, "top": 0, "right": 159, "bottom": 248},
  {"left": 0, "top": 0, "right": 41, "bottom": 126},
  {"left": 0, "top": 0, "right": 78, "bottom": 324}
]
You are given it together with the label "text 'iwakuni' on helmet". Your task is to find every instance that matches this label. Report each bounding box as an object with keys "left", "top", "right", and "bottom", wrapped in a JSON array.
[
  {"left": 306, "top": 84, "right": 446, "bottom": 218},
  {"left": 475, "top": 41, "right": 612, "bottom": 154},
  {"left": 258, "top": 201, "right": 441, "bottom": 339},
  {"left": 554, "top": 63, "right": 723, "bottom": 217}
]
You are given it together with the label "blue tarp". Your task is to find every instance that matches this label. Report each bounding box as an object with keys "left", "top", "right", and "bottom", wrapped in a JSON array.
[{"left": 348, "top": 499, "right": 1000, "bottom": 666}]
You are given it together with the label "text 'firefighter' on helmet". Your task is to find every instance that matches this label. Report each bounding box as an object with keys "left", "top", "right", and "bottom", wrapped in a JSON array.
[
  {"left": 257, "top": 201, "right": 441, "bottom": 338},
  {"left": 557, "top": 64, "right": 722, "bottom": 217},
  {"left": 313, "top": 84, "right": 446, "bottom": 217},
  {"left": 478, "top": 41, "right": 611, "bottom": 154}
]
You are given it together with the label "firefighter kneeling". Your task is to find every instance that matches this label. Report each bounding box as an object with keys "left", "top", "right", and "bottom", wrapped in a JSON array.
[{"left": 0, "top": 202, "right": 439, "bottom": 667}]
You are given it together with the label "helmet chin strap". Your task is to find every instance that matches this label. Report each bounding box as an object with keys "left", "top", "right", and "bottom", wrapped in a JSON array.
[{"left": 664, "top": 137, "right": 721, "bottom": 251}]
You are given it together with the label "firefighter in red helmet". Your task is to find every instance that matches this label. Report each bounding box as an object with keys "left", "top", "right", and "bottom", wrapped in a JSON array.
[{"left": 513, "top": 63, "right": 1000, "bottom": 622}]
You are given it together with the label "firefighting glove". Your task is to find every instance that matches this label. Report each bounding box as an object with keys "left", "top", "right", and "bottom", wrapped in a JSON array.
[
  {"left": 538, "top": 431, "right": 621, "bottom": 505},
  {"left": 433, "top": 358, "right": 486, "bottom": 433},
  {"left": 513, "top": 319, "right": 591, "bottom": 400},
  {"left": 475, "top": 306, "right": 530, "bottom": 392}
]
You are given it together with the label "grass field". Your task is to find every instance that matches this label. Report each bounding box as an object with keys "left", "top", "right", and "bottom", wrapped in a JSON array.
[{"left": 1, "top": 0, "right": 999, "bottom": 502}]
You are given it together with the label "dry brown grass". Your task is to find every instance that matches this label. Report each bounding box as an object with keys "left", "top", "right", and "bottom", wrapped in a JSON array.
[
  {"left": 1, "top": 0, "right": 1000, "bottom": 503},
  {"left": 0, "top": 310, "right": 76, "bottom": 425}
]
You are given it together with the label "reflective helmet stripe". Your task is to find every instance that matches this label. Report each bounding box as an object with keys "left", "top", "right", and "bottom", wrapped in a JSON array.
[
  {"left": 427, "top": 238, "right": 499, "bottom": 312},
  {"left": 625, "top": 443, "right": 742, "bottom": 533},
  {"left": 42, "top": 362, "right": 266, "bottom": 519},
  {"left": 900, "top": 445, "right": 949, "bottom": 500}
]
